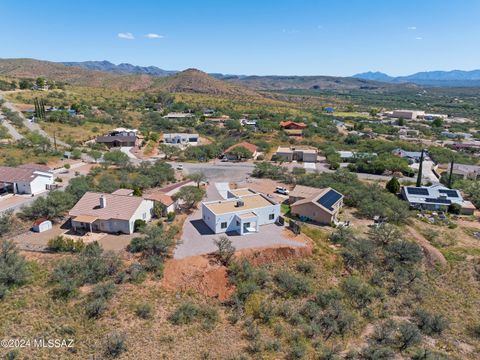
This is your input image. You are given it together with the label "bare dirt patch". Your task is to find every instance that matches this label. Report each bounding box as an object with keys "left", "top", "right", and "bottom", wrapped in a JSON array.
[{"left": 161, "top": 256, "right": 234, "bottom": 301}]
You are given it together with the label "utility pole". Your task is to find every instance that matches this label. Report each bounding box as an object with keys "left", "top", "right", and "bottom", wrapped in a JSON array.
[
  {"left": 53, "top": 131, "right": 57, "bottom": 150},
  {"left": 416, "top": 149, "right": 425, "bottom": 187},
  {"left": 448, "top": 159, "right": 454, "bottom": 188}
]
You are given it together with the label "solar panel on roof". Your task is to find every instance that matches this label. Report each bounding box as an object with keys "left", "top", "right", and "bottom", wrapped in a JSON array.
[
  {"left": 407, "top": 187, "right": 429, "bottom": 196},
  {"left": 425, "top": 198, "right": 451, "bottom": 204},
  {"left": 438, "top": 189, "right": 459, "bottom": 198},
  {"left": 317, "top": 189, "right": 342, "bottom": 211}
]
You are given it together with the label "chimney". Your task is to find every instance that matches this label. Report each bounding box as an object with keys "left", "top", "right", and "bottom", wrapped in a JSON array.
[{"left": 100, "top": 195, "right": 107, "bottom": 208}]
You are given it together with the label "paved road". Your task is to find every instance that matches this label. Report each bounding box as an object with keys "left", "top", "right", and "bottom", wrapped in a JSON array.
[
  {"left": 0, "top": 93, "right": 69, "bottom": 147},
  {"left": 0, "top": 113, "right": 23, "bottom": 140}
]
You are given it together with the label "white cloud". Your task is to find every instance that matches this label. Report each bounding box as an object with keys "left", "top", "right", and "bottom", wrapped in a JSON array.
[
  {"left": 144, "top": 33, "right": 164, "bottom": 39},
  {"left": 415, "top": 36, "right": 423, "bottom": 40},
  {"left": 117, "top": 32, "right": 135, "bottom": 40},
  {"left": 407, "top": 26, "right": 417, "bottom": 30}
]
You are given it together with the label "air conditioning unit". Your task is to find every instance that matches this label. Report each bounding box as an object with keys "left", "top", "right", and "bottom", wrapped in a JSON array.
[{"left": 235, "top": 200, "right": 244, "bottom": 207}]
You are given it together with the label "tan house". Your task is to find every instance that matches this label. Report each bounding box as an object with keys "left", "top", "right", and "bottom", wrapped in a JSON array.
[
  {"left": 289, "top": 185, "right": 344, "bottom": 225},
  {"left": 274, "top": 146, "right": 318, "bottom": 163}
]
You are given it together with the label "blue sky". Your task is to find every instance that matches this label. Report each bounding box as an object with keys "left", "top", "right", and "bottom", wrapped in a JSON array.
[{"left": 1, "top": 0, "right": 479, "bottom": 76}]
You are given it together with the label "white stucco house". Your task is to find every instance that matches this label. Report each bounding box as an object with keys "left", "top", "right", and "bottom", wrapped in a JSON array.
[
  {"left": 69, "top": 192, "right": 154, "bottom": 234},
  {"left": 0, "top": 164, "right": 54, "bottom": 195},
  {"left": 201, "top": 188, "right": 280, "bottom": 235}
]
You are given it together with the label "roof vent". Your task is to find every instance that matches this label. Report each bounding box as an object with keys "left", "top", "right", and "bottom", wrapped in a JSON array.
[
  {"left": 100, "top": 195, "right": 107, "bottom": 208},
  {"left": 235, "top": 200, "right": 245, "bottom": 207}
]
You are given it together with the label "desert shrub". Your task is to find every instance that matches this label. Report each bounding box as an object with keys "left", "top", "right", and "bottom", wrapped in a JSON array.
[
  {"left": 167, "top": 211, "right": 176, "bottom": 221},
  {"left": 213, "top": 235, "right": 236, "bottom": 266},
  {"left": 318, "top": 302, "right": 356, "bottom": 340},
  {"left": 397, "top": 322, "right": 422, "bottom": 352},
  {"left": 385, "top": 240, "right": 423, "bottom": 268},
  {"left": 134, "top": 219, "right": 147, "bottom": 232},
  {"left": 116, "top": 263, "right": 147, "bottom": 284},
  {"left": 47, "top": 236, "right": 85, "bottom": 253},
  {"left": 92, "top": 282, "right": 116, "bottom": 300},
  {"left": 169, "top": 302, "right": 218, "bottom": 329},
  {"left": 414, "top": 309, "right": 449, "bottom": 335},
  {"left": 329, "top": 226, "right": 355, "bottom": 245},
  {"left": 274, "top": 271, "right": 311, "bottom": 298},
  {"left": 341, "top": 276, "right": 382, "bottom": 310},
  {"left": 360, "top": 345, "right": 395, "bottom": 360},
  {"left": 314, "top": 288, "right": 344, "bottom": 309},
  {"left": 296, "top": 261, "right": 314, "bottom": 275},
  {"left": 135, "top": 303, "right": 153, "bottom": 319},
  {"left": 341, "top": 239, "right": 377, "bottom": 270},
  {"left": 0, "top": 239, "right": 29, "bottom": 294},
  {"left": 104, "top": 333, "right": 127, "bottom": 358},
  {"left": 85, "top": 298, "right": 108, "bottom": 319}
]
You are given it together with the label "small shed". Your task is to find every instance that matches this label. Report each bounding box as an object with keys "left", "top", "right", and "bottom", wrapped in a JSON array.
[{"left": 32, "top": 219, "right": 52, "bottom": 233}]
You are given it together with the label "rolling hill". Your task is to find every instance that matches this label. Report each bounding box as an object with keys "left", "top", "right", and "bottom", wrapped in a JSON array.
[
  {"left": 354, "top": 69, "right": 480, "bottom": 87},
  {"left": 61, "top": 60, "right": 177, "bottom": 77},
  {"left": 0, "top": 59, "right": 259, "bottom": 96}
]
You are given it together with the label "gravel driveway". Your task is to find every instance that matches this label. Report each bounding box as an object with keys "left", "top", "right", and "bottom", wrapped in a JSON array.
[{"left": 173, "top": 184, "right": 305, "bottom": 259}]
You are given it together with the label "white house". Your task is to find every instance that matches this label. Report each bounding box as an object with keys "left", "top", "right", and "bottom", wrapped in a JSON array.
[
  {"left": 69, "top": 192, "right": 154, "bottom": 234},
  {"left": 0, "top": 164, "right": 53, "bottom": 195},
  {"left": 162, "top": 133, "right": 199, "bottom": 146},
  {"left": 201, "top": 189, "right": 280, "bottom": 235}
]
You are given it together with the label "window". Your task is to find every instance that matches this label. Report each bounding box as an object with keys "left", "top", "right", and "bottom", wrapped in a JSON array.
[
  {"left": 269, "top": 214, "right": 275, "bottom": 220},
  {"left": 221, "top": 222, "right": 227, "bottom": 229},
  {"left": 236, "top": 221, "right": 240, "bottom": 226},
  {"left": 143, "top": 213, "right": 146, "bottom": 219}
]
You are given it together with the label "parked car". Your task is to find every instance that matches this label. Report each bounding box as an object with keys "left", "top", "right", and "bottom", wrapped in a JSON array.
[
  {"left": 176, "top": 164, "right": 183, "bottom": 170},
  {"left": 275, "top": 187, "right": 289, "bottom": 195}
]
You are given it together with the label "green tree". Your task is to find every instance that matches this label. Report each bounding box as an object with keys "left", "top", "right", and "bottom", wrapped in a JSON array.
[
  {"left": 103, "top": 150, "right": 130, "bottom": 167},
  {"left": 0, "top": 239, "right": 29, "bottom": 290},
  {"left": 188, "top": 172, "right": 207, "bottom": 188},
  {"left": 173, "top": 186, "right": 205, "bottom": 209},
  {"left": 227, "top": 146, "right": 253, "bottom": 161},
  {"left": 88, "top": 150, "right": 102, "bottom": 163},
  {"left": 35, "top": 77, "right": 46, "bottom": 88},
  {"left": 386, "top": 176, "right": 400, "bottom": 194},
  {"left": 0, "top": 210, "right": 14, "bottom": 238},
  {"left": 20, "top": 191, "right": 75, "bottom": 221}
]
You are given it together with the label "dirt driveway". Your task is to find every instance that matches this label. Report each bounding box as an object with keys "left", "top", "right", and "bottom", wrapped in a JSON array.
[{"left": 174, "top": 184, "right": 306, "bottom": 259}]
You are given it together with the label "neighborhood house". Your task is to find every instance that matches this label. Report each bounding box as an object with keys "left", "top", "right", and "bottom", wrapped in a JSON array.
[
  {"left": 280, "top": 121, "right": 307, "bottom": 137},
  {"left": 201, "top": 189, "right": 280, "bottom": 235},
  {"left": 448, "top": 163, "right": 480, "bottom": 180},
  {"left": 162, "top": 133, "right": 199, "bottom": 146},
  {"left": 401, "top": 184, "right": 475, "bottom": 215},
  {"left": 96, "top": 128, "right": 139, "bottom": 148},
  {"left": 274, "top": 146, "right": 318, "bottom": 162},
  {"left": 0, "top": 164, "right": 54, "bottom": 195},
  {"left": 289, "top": 185, "right": 344, "bottom": 224},
  {"left": 69, "top": 192, "right": 154, "bottom": 234}
]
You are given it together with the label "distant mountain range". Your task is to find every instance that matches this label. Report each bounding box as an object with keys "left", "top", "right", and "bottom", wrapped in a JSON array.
[
  {"left": 353, "top": 70, "right": 480, "bottom": 87},
  {"left": 61, "top": 60, "right": 177, "bottom": 77}
]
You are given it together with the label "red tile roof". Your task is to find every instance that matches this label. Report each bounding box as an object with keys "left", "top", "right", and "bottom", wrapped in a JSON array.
[
  {"left": 280, "top": 121, "right": 307, "bottom": 129},
  {"left": 143, "top": 192, "right": 175, "bottom": 206},
  {"left": 224, "top": 142, "right": 257, "bottom": 154}
]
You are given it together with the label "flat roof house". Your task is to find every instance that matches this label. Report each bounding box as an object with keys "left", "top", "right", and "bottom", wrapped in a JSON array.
[
  {"left": 401, "top": 184, "right": 475, "bottom": 215},
  {"left": 69, "top": 192, "right": 154, "bottom": 234},
  {"left": 162, "top": 133, "right": 199, "bottom": 146},
  {"left": 289, "top": 185, "right": 344, "bottom": 225},
  {"left": 274, "top": 146, "right": 318, "bottom": 163},
  {"left": 162, "top": 112, "right": 195, "bottom": 119},
  {"left": 201, "top": 189, "right": 280, "bottom": 235},
  {"left": 449, "top": 163, "right": 480, "bottom": 180},
  {"left": 0, "top": 165, "right": 53, "bottom": 195},
  {"left": 390, "top": 110, "right": 425, "bottom": 120}
]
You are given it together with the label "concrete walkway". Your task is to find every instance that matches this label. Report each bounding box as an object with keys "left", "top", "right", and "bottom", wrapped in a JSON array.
[{"left": 120, "top": 146, "right": 138, "bottom": 159}]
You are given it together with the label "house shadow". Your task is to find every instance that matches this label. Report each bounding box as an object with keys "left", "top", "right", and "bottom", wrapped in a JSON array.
[{"left": 190, "top": 219, "right": 215, "bottom": 235}]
